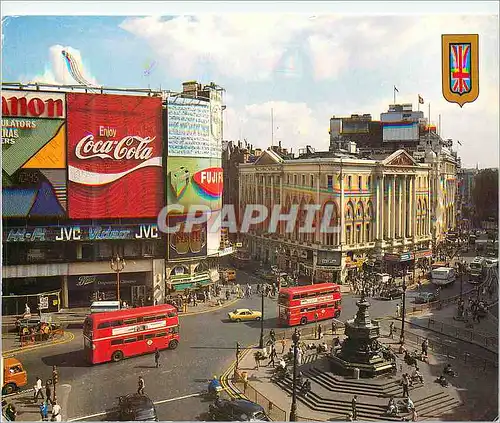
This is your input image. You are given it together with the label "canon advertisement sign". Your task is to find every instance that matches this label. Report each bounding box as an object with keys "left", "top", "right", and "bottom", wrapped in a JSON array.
[{"left": 67, "top": 93, "right": 163, "bottom": 218}]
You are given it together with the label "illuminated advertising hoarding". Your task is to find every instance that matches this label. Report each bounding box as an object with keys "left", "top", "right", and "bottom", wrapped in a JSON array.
[
  {"left": 167, "top": 156, "right": 223, "bottom": 213},
  {"left": 382, "top": 122, "right": 419, "bottom": 142},
  {"left": 209, "top": 89, "right": 223, "bottom": 158},
  {"left": 167, "top": 98, "right": 211, "bottom": 157},
  {"left": 2, "top": 90, "right": 67, "bottom": 218},
  {"left": 66, "top": 93, "right": 163, "bottom": 219},
  {"left": 167, "top": 216, "right": 207, "bottom": 260}
]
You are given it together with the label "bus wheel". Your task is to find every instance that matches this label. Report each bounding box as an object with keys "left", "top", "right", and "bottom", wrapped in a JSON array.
[
  {"left": 112, "top": 350, "right": 124, "bottom": 362},
  {"left": 169, "top": 339, "right": 179, "bottom": 350},
  {"left": 300, "top": 317, "right": 307, "bottom": 325}
]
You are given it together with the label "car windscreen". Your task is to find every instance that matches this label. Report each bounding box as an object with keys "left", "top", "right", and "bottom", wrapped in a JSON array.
[
  {"left": 134, "top": 406, "right": 157, "bottom": 420},
  {"left": 250, "top": 411, "right": 269, "bottom": 421}
]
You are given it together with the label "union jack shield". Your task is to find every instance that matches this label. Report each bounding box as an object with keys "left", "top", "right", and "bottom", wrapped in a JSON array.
[{"left": 442, "top": 34, "right": 479, "bottom": 107}]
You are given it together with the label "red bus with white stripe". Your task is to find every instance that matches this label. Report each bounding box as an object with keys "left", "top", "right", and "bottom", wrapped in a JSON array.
[
  {"left": 278, "top": 283, "right": 342, "bottom": 326},
  {"left": 83, "top": 304, "right": 180, "bottom": 364}
]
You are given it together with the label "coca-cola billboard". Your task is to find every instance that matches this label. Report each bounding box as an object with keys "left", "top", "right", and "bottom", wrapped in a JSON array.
[{"left": 67, "top": 93, "right": 163, "bottom": 218}]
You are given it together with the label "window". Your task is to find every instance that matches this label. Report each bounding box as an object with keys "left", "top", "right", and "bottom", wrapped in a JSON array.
[
  {"left": 110, "top": 320, "right": 123, "bottom": 327},
  {"left": 97, "top": 321, "right": 111, "bottom": 329},
  {"left": 348, "top": 176, "right": 352, "bottom": 188},
  {"left": 156, "top": 332, "right": 167, "bottom": 337},
  {"left": 327, "top": 175, "right": 333, "bottom": 190},
  {"left": 145, "top": 333, "right": 155, "bottom": 339},
  {"left": 167, "top": 312, "right": 176, "bottom": 318},
  {"left": 302, "top": 175, "right": 306, "bottom": 186},
  {"left": 137, "top": 335, "right": 144, "bottom": 341},
  {"left": 143, "top": 316, "right": 156, "bottom": 322},
  {"left": 155, "top": 314, "right": 166, "bottom": 320},
  {"left": 294, "top": 175, "right": 297, "bottom": 185},
  {"left": 358, "top": 176, "right": 362, "bottom": 189},
  {"left": 124, "top": 318, "right": 137, "bottom": 325},
  {"left": 310, "top": 175, "right": 314, "bottom": 188},
  {"left": 124, "top": 337, "right": 136, "bottom": 344},
  {"left": 367, "top": 176, "right": 371, "bottom": 189},
  {"left": 111, "top": 339, "right": 124, "bottom": 346}
]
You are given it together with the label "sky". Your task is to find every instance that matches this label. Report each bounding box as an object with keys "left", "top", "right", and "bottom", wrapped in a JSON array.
[{"left": 2, "top": 2, "right": 499, "bottom": 169}]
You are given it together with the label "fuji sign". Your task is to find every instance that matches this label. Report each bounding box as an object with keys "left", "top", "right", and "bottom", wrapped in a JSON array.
[{"left": 193, "top": 167, "right": 223, "bottom": 197}]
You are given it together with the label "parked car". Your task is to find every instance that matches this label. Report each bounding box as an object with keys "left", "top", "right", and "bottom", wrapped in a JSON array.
[
  {"left": 208, "top": 399, "right": 270, "bottom": 421},
  {"left": 117, "top": 394, "right": 158, "bottom": 421},
  {"left": 228, "top": 309, "right": 262, "bottom": 322},
  {"left": 414, "top": 292, "right": 437, "bottom": 304},
  {"left": 379, "top": 286, "right": 404, "bottom": 300}
]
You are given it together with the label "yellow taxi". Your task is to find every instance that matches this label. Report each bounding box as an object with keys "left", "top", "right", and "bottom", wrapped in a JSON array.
[{"left": 228, "top": 308, "right": 262, "bottom": 322}]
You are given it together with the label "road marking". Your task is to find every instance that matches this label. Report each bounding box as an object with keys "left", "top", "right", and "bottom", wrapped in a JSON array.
[
  {"left": 68, "top": 392, "right": 203, "bottom": 421},
  {"left": 68, "top": 411, "right": 107, "bottom": 421},
  {"left": 181, "top": 297, "right": 241, "bottom": 317},
  {"left": 2, "top": 331, "right": 75, "bottom": 356},
  {"left": 153, "top": 392, "right": 201, "bottom": 405}
]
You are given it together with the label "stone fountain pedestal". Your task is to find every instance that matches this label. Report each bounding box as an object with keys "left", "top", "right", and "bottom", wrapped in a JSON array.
[{"left": 330, "top": 296, "right": 396, "bottom": 377}]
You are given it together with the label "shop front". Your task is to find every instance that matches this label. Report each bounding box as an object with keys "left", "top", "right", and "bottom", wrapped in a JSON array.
[{"left": 68, "top": 272, "right": 152, "bottom": 308}]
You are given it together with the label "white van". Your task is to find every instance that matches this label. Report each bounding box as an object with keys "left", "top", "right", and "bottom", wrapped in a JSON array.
[
  {"left": 90, "top": 301, "right": 121, "bottom": 314},
  {"left": 431, "top": 267, "right": 456, "bottom": 286}
]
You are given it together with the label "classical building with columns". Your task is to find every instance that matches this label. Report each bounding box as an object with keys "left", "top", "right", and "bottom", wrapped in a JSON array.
[{"left": 238, "top": 148, "right": 434, "bottom": 284}]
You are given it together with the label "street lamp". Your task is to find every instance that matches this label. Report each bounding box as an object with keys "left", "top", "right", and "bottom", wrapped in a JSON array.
[
  {"left": 400, "top": 264, "right": 408, "bottom": 344},
  {"left": 52, "top": 365, "right": 58, "bottom": 403},
  {"left": 110, "top": 254, "right": 126, "bottom": 305},
  {"left": 259, "top": 287, "right": 265, "bottom": 349},
  {"left": 289, "top": 328, "right": 300, "bottom": 422}
]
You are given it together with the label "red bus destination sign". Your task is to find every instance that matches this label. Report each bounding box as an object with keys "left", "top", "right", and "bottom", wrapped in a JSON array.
[{"left": 4, "top": 224, "right": 159, "bottom": 242}]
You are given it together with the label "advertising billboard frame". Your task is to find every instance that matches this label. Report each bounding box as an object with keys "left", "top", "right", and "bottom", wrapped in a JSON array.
[{"left": 66, "top": 92, "right": 164, "bottom": 219}]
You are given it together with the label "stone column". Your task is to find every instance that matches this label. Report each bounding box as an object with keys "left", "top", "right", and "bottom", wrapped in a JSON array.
[
  {"left": 340, "top": 170, "right": 345, "bottom": 245},
  {"left": 386, "top": 175, "right": 392, "bottom": 239},
  {"left": 380, "top": 175, "right": 385, "bottom": 241},
  {"left": 391, "top": 175, "right": 396, "bottom": 239},
  {"left": 398, "top": 177, "right": 403, "bottom": 238},
  {"left": 375, "top": 176, "right": 381, "bottom": 240},
  {"left": 412, "top": 176, "right": 417, "bottom": 238},
  {"left": 402, "top": 176, "right": 407, "bottom": 238}
]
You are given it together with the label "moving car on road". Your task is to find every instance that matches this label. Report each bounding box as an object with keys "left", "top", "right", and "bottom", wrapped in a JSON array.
[
  {"left": 228, "top": 309, "right": 262, "bottom": 322},
  {"left": 414, "top": 292, "right": 437, "bottom": 304},
  {"left": 209, "top": 399, "right": 270, "bottom": 421},
  {"left": 379, "top": 286, "right": 404, "bottom": 301},
  {"left": 431, "top": 267, "right": 456, "bottom": 286},
  {"left": 117, "top": 393, "right": 158, "bottom": 421}
]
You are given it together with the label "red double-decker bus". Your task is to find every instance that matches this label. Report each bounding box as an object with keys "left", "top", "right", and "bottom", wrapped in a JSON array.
[
  {"left": 278, "top": 283, "right": 342, "bottom": 326},
  {"left": 83, "top": 304, "right": 180, "bottom": 364}
]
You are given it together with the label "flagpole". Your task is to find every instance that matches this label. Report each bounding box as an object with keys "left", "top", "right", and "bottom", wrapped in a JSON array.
[
  {"left": 417, "top": 95, "right": 420, "bottom": 112},
  {"left": 393, "top": 87, "right": 396, "bottom": 104},
  {"left": 438, "top": 114, "right": 441, "bottom": 137},
  {"left": 428, "top": 103, "right": 431, "bottom": 134},
  {"left": 271, "top": 108, "right": 274, "bottom": 148}
]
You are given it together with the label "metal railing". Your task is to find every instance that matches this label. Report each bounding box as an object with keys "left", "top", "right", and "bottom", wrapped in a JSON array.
[
  {"left": 424, "top": 317, "right": 498, "bottom": 351},
  {"left": 392, "top": 322, "right": 497, "bottom": 371},
  {"left": 233, "top": 379, "right": 288, "bottom": 422}
]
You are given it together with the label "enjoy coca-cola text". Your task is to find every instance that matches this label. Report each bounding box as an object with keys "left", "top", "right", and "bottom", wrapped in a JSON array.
[{"left": 75, "top": 134, "right": 156, "bottom": 160}]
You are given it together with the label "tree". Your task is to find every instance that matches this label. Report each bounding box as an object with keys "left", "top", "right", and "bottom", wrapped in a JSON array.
[{"left": 472, "top": 169, "right": 499, "bottom": 224}]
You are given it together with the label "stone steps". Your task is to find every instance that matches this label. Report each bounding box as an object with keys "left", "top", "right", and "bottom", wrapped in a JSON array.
[
  {"left": 273, "top": 374, "right": 461, "bottom": 421},
  {"left": 305, "top": 367, "right": 404, "bottom": 397}
]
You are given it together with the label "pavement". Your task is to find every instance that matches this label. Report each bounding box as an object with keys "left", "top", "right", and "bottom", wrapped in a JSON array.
[
  {"left": 227, "top": 314, "right": 497, "bottom": 422},
  {"left": 1, "top": 263, "right": 497, "bottom": 422}
]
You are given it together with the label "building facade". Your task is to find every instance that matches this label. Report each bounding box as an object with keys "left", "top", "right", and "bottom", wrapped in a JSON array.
[
  {"left": 238, "top": 148, "right": 433, "bottom": 283},
  {"left": 2, "top": 81, "right": 229, "bottom": 313}
]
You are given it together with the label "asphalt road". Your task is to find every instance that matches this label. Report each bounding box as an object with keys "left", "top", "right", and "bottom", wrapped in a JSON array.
[{"left": 9, "top": 254, "right": 491, "bottom": 421}]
